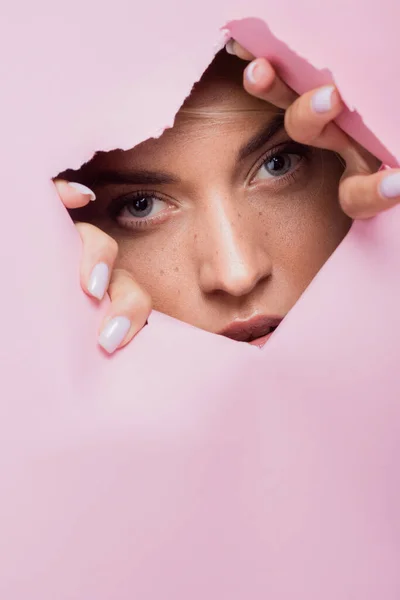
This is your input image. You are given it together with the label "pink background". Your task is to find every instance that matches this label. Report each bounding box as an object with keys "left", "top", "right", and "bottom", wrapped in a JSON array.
[{"left": 1, "top": 1, "right": 399, "bottom": 597}]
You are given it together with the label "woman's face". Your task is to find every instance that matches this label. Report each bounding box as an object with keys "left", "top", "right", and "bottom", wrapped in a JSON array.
[{"left": 71, "top": 53, "right": 351, "bottom": 345}]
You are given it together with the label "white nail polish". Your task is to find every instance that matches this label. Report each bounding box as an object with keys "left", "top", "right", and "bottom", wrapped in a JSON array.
[
  {"left": 311, "top": 85, "right": 335, "bottom": 113},
  {"left": 379, "top": 172, "right": 400, "bottom": 199},
  {"left": 88, "top": 262, "right": 109, "bottom": 300},
  {"left": 245, "top": 61, "right": 258, "bottom": 84},
  {"left": 98, "top": 317, "right": 131, "bottom": 354},
  {"left": 225, "top": 39, "right": 235, "bottom": 55},
  {"left": 68, "top": 182, "right": 96, "bottom": 201}
]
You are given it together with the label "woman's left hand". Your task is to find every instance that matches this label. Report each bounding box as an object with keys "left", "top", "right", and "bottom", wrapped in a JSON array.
[{"left": 226, "top": 39, "right": 400, "bottom": 219}]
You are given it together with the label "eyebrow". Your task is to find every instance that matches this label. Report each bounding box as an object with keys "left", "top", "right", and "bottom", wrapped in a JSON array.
[
  {"left": 84, "top": 113, "right": 285, "bottom": 188},
  {"left": 238, "top": 112, "right": 285, "bottom": 161},
  {"left": 88, "top": 169, "right": 180, "bottom": 187}
]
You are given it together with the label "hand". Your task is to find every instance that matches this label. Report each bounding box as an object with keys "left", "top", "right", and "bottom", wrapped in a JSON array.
[
  {"left": 226, "top": 40, "right": 400, "bottom": 219},
  {"left": 55, "top": 180, "right": 152, "bottom": 353}
]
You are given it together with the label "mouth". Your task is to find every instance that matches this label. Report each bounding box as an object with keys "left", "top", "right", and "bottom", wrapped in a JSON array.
[{"left": 219, "top": 315, "right": 283, "bottom": 348}]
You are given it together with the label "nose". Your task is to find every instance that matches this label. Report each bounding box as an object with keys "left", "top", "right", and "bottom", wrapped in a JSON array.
[{"left": 197, "top": 198, "right": 272, "bottom": 297}]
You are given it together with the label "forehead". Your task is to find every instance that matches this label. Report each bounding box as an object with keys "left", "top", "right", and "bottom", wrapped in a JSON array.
[{"left": 71, "top": 52, "right": 279, "bottom": 177}]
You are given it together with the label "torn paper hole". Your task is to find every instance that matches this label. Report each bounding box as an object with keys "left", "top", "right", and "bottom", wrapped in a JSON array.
[
  {"left": 2, "top": 5, "right": 400, "bottom": 599},
  {"left": 54, "top": 45, "right": 354, "bottom": 350}
]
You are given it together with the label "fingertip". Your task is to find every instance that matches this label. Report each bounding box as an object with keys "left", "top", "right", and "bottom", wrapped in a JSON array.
[
  {"left": 68, "top": 182, "right": 96, "bottom": 201},
  {"left": 244, "top": 58, "right": 275, "bottom": 91},
  {"left": 225, "top": 39, "right": 255, "bottom": 61},
  {"left": 98, "top": 316, "right": 131, "bottom": 354},
  {"left": 378, "top": 171, "right": 400, "bottom": 200},
  {"left": 87, "top": 262, "right": 110, "bottom": 301},
  {"left": 311, "top": 85, "right": 343, "bottom": 115},
  {"left": 225, "top": 39, "right": 236, "bottom": 55},
  {"left": 339, "top": 170, "right": 400, "bottom": 221},
  {"left": 244, "top": 60, "right": 259, "bottom": 85},
  {"left": 54, "top": 179, "right": 96, "bottom": 209}
]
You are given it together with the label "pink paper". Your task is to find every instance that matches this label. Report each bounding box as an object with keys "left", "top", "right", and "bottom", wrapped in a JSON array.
[{"left": 1, "top": 1, "right": 400, "bottom": 598}]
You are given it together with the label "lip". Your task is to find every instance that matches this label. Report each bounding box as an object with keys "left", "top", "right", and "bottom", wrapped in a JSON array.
[{"left": 219, "top": 314, "right": 283, "bottom": 345}]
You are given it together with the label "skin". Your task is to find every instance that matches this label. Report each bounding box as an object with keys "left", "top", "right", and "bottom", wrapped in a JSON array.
[{"left": 56, "top": 46, "right": 399, "bottom": 351}]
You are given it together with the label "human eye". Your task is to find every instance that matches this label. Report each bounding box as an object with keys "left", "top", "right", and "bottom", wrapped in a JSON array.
[
  {"left": 251, "top": 142, "right": 311, "bottom": 184},
  {"left": 109, "top": 191, "right": 173, "bottom": 230}
]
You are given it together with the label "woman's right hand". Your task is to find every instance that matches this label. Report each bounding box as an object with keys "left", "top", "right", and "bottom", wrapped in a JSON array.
[{"left": 55, "top": 180, "right": 152, "bottom": 354}]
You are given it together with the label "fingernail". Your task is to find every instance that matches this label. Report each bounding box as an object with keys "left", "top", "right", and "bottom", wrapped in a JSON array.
[
  {"left": 98, "top": 316, "right": 131, "bottom": 354},
  {"left": 68, "top": 182, "right": 96, "bottom": 201},
  {"left": 379, "top": 172, "right": 400, "bottom": 199},
  {"left": 88, "top": 262, "right": 109, "bottom": 300},
  {"left": 245, "top": 60, "right": 259, "bottom": 84},
  {"left": 311, "top": 85, "right": 335, "bottom": 113},
  {"left": 225, "top": 39, "right": 235, "bottom": 55}
]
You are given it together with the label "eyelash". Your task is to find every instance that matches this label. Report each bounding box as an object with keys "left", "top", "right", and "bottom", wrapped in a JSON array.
[
  {"left": 108, "top": 141, "right": 313, "bottom": 231},
  {"left": 108, "top": 190, "right": 175, "bottom": 230},
  {"left": 248, "top": 141, "right": 312, "bottom": 186}
]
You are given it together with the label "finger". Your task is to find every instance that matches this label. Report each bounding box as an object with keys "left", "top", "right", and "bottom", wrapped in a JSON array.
[
  {"left": 75, "top": 222, "right": 118, "bottom": 300},
  {"left": 284, "top": 85, "right": 382, "bottom": 182},
  {"left": 284, "top": 85, "right": 347, "bottom": 149},
  {"left": 242, "top": 61, "right": 374, "bottom": 169},
  {"left": 340, "top": 169, "right": 400, "bottom": 219},
  {"left": 98, "top": 269, "right": 152, "bottom": 354},
  {"left": 243, "top": 58, "right": 297, "bottom": 109},
  {"left": 54, "top": 179, "right": 96, "bottom": 209},
  {"left": 225, "top": 39, "right": 255, "bottom": 61}
]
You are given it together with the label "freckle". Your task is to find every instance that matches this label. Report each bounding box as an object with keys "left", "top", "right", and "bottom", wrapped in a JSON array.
[
  {"left": 258, "top": 212, "right": 262, "bottom": 217},
  {"left": 238, "top": 212, "right": 242, "bottom": 218},
  {"left": 177, "top": 289, "right": 181, "bottom": 295},
  {"left": 265, "top": 231, "right": 268, "bottom": 237},
  {"left": 194, "top": 234, "right": 198, "bottom": 240},
  {"left": 160, "top": 269, "right": 165, "bottom": 275},
  {"left": 174, "top": 266, "right": 179, "bottom": 272}
]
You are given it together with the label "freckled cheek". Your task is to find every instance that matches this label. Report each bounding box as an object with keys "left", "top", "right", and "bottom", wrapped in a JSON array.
[
  {"left": 255, "top": 176, "right": 350, "bottom": 288},
  {"left": 114, "top": 235, "right": 198, "bottom": 318}
]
